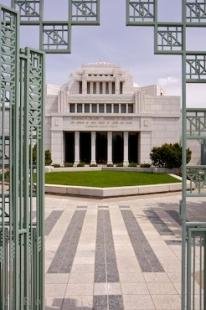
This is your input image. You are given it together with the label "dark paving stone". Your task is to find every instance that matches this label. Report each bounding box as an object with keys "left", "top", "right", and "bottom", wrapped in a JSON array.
[
  {"left": 94, "top": 210, "right": 119, "bottom": 283},
  {"left": 145, "top": 210, "right": 174, "bottom": 236},
  {"left": 93, "top": 296, "right": 107, "bottom": 307},
  {"left": 77, "top": 206, "right": 88, "bottom": 209},
  {"left": 121, "top": 210, "right": 164, "bottom": 273},
  {"left": 109, "top": 295, "right": 124, "bottom": 310},
  {"left": 166, "top": 240, "right": 181, "bottom": 245},
  {"left": 119, "top": 205, "right": 130, "bottom": 209},
  {"left": 45, "top": 210, "right": 63, "bottom": 236},
  {"left": 48, "top": 210, "right": 86, "bottom": 273},
  {"left": 166, "top": 210, "right": 181, "bottom": 226}
]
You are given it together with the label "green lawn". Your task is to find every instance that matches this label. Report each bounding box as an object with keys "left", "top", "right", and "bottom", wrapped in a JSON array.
[{"left": 45, "top": 171, "right": 180, "bottom": 188}]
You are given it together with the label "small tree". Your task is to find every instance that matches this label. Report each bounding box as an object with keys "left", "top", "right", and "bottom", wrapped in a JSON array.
[
  {"left": 45, "top": 150, "right": 52, "bottom": 166},
  {"left": 150, "top": 143, "right": 191, "bottom": 169},
  {"left": 32, "top": 144, "right": 52, "bottom": 166}
]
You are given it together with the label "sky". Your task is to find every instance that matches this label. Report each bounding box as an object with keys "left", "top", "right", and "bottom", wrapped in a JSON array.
[{"left": 2, "top": 0, "right": 206, "bottom": 107}]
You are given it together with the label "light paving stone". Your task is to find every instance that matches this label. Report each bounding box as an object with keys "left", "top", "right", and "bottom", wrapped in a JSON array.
[
  {"left": 151, "top": 294, "right": 181, "bottom": 309},
  {"left": 65, "top": 283, "right": 94, "bottom": 296},
  {"left": 121, "top": 282, "right": 149, "bottom": 295},
  {"left": 94, "top": 283, "right": 108, "bottom": 296},
  {"left": 123, "top": 294, "right": 155, "bottom": 310},
  {"left": 107, "top": 283, "right": 122, "bottom": 295},
  {"left": 143, "top": 272, "right": 171, "bottom": 283},
  {"left": 45, "top": 273, "right": 69, "bottom": 284},
  {"left": 147, "top": 282, "right": 178, "bottom": 295},
  {"left": 45, "top": 284, "right": 67, "bottom": 299}
]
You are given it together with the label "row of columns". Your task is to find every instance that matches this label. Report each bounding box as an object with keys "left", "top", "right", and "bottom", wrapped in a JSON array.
[{"left": 74, "top": 131, "right": 129, "bottom": 166}]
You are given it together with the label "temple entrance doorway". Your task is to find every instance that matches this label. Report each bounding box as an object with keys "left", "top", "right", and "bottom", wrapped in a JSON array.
[
  {"left": 64, "top": 132, "right": 74, "bottom": 164},
  {"left": 112, "top": 132, "right": 123, "bottom": 163},
  {"left": 80, "top": 132, "right": 91, "bottom": 163},
  {"left": 96, "top": 132, "right": 107, "bottom": 164}
]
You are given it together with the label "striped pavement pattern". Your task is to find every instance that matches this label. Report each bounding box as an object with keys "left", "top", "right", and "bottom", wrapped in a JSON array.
[{"left": 44, "top": 194, "right": 205, "bottom": 310}]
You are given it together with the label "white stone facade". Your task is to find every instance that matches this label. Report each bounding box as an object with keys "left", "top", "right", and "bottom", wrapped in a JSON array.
[{"left": 45, "top": 63, "right": 181, "bottom": 166}]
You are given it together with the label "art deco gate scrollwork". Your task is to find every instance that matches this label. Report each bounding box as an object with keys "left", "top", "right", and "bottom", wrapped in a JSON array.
[
  {"left": 0, "top": 5, "right": 45, "bottom": 309},
  {"left": 126, "top": 0, "right": 206, "bottom": 309}
]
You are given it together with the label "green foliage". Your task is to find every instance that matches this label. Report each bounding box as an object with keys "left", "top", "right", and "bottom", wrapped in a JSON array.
[
  {"left": 116, "top": 163, "right": 123, "bottom": 167},
  {"left": 140, "top": 163, "right": 151, "bottom": 168},
  {"left": 45, "top": 150, "right": 52, "bottom": 166},
  {"left": 33, "top": 145, "right": 52, "bottom": 166},
  {"left": 52, "top": 164, "right": 61, "bottom": 168},
  {"left": 150, "top": 143, "right": 192, "bottom": 169},
  {"left": 128, "top": 162, "right": 137, "bottom": 167},
  {"left": 77, "top": 162, "right": 86, "bottom": 167},
  {"left": 65, "top": 162, "right": 74, "bottom": 167}
]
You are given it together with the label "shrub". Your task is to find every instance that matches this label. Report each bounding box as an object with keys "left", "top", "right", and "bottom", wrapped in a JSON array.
[
  {"left": 33, "top": 145, "right": 52, "bottom": 166},
  {"left": 64, "top": 162, "right": 73, "bottom": 167},
  {"left": 52, "top": 164, "right": 61, "bottom": 168},
  {"left": 140, "top": 163, "right": 151, "bottom": 168},
  {"left": 128, "top": 162, "right": 137, "bottom": 167},
  {"left": 45, "top": 150, "right": 52, "bottom": 166},
  {"left": 116, "top": 163, "right": 123, "bottom": 167},
  {"left": 77, "top": 162, "right": 85, "bottom": 167},
  {"left": 150, "top": 143, "right": 191, "bottom": 169}
]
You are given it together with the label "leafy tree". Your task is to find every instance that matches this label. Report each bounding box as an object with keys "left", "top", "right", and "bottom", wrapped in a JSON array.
[
  {"left": 150, "top": 143, "right": 191, "bottom": 169},
  {"left": 32, "top": 145, "right": 52, "bottom": 166},
  {"left": 45, "top": 150, "right": 52, "bottom": 166}
]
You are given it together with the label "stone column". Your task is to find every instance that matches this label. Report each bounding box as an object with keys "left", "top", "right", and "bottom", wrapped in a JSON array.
[
  {"left": 74, "top": 131, "right": 80, "bottom": 166},
  {"left": 51, "top": 131, "right": 64, "bottom": 166},
  {"left": 103, "top": 82, "right": 106, "bottom": 94},
  {"left": 96, "top": 82, "right": 100, "bottom": 94},
  {"left": 91, "top": 132, "right": 96, "bottom": 165},
  {"left": 109, "top": 82, "right": 112, "bottom": 94},
  {"left": 123, "top": 131, "right": 129, "bottom": 167},
  {"left": 107, "top": 132, "right": 113, "bottom": 165},
  {"left": 139, "top": 131, "right": 151, "bottom": 164}
]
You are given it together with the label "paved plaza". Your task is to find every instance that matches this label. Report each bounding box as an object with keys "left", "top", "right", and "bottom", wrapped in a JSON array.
[{"left": 44, "top": 193, "right": 206, "bottom": 310}]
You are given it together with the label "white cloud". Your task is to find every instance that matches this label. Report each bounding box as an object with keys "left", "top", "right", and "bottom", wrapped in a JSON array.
[{"left": 157, "top": 76, "right": 181, "bottom": 96}]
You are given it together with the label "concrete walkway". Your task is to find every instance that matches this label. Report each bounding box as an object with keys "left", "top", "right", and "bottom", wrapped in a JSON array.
[{"left": 44, "top": 193, "right": 206, "bottom": 310}]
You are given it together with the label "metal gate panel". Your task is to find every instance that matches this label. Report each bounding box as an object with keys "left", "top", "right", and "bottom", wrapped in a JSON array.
[
  {"left": 0, "top": 4, "right": 45, "bottom": 309},
  {"left": 126, "top": 1, "right": 206, "bottom": 309}
]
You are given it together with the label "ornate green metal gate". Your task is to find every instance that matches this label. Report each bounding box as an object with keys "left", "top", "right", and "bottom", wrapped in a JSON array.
[
  {"left": 0, "top": 5, "right": 45, "bottom": 309},
  {"left": 126, "top": 1, "right": 206, "bottom": 309},
  {"left": 1, "top": 1, "right": 100, "bottom": 308}
]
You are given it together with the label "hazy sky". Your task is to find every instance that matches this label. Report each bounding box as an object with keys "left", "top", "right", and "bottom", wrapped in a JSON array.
[{"left": 2, "top": 0, "right": 206, "bottom": 107}]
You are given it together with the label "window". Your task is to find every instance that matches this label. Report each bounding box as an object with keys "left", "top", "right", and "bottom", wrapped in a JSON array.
[
  {"left": 77, "top": 104, "right": 82, "bottom": 113},
  {"left": 92, "top": 104, "right": 97, "bottom": 113},
  {"left": 87, "top": 82, "right": 90, "bottom": 94},
  {"left": 93, "top": 82, "right": 96, "bottom": 94},
  {"left": 99, "top": 104, "right": 104, "bottom": 113},
  {"left": 99, "top": 82, "right": 103, "bottom": 94},
  {"left": 106, "top": 104, "right": 112, "bottom": 113},
  {"left": 79, "top": 81, "right": 82, "bottom": 94},
  {"left": 106, "top": 82, "right": 109, "bottom": 94},
  {"left": 121, "top": 104, "right": 126, "bottom": 113},
  {"left": 70, "top": 104, "right": 75, "bottom": 113},
  {"left": 112, "top": 82, "right": 115, "bottom": 94},
  {"left": 120, "top": 82, "right": 123, "bottom": 94},
  {"left": 128, "top": 104, "right": 133, "bottom": 113},
  {"left": 114, "top": 104, "right": 119, "bottom": 113},
  {"left": 85, "top": 104, "right": 90, "bottom": 113}
]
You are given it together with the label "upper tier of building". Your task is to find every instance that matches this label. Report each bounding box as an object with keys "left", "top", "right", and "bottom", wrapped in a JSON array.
[{"left": 46, "top": 62, "right": 180, "bottom": 116}]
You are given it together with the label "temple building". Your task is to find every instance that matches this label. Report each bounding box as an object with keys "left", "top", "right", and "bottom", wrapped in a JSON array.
[{"left": 45, "top": 62, "right": 181, "bottom": 166}]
